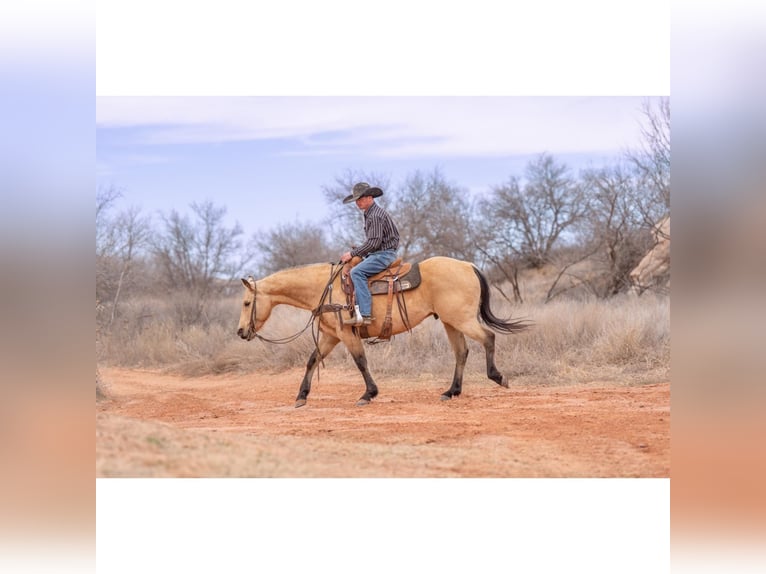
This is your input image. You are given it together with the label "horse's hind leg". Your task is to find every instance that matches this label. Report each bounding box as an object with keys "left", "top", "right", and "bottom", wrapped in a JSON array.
[
  {"left": 481, "top": 328, "right": 508, "bottom": 388},
  {"left": 295, "top": 333, "right": 339, "bottom": 408},
  {"left": 455, "top": 319, "right": 508, "bottom": 389},
  {"left": 441, "top": 323, "right": 469, "bottom": 400}
]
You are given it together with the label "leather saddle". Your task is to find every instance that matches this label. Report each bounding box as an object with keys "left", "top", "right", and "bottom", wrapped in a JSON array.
[
  {"left": 341, "top": 257, "right": 421, "bottom": 296},
  {"left": 341, "top": 257, "right": 421, "bottom": 341}
]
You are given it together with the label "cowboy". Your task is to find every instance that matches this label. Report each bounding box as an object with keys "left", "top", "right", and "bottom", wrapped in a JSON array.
[{"left": 340, "top": 182, "right": 400, "bottom": 326}]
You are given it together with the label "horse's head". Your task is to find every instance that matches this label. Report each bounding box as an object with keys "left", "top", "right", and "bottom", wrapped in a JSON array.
[{"left": 237, "top": 276, "right": 272, "bottom": 340}]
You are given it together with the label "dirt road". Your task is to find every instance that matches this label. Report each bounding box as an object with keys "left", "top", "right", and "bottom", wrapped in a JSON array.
[{"left": 96, "top": 367, "right": 669, "bottom": 478}]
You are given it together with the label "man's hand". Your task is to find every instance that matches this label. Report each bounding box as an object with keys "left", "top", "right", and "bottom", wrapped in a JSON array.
[{"left": 340, "top": 251, "right": 352, "bottom": 263}]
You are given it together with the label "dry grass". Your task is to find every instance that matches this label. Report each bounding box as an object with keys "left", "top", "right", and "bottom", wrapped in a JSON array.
[
  {"left": 98, "top": 285, "right": 669, "bottom": 387},
  {"left": 499, "top": 292, "right": 669, "bottom": 385},
  {"left": 96, "top": 366, "right": 109, "bottom": 401}
]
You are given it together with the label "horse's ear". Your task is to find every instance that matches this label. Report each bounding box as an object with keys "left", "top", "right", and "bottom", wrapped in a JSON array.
[{"left": 241, "top": 277, "right": 255, "bottom": 293}]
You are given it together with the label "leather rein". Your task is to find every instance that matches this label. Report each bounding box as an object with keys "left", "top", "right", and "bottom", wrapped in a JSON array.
[{"left": 246, "top": 262, "right": 345, "bottom": 346}]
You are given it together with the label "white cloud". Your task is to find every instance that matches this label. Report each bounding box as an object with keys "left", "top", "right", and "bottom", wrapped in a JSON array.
[{"left": 96, "top": 96, "right": 650, "bottom": 158}]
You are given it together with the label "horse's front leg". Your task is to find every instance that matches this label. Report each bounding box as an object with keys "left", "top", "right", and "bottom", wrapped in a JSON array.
[
  {"left": 441, "top": 324, "right": 469, "bottom": 400},
  {"left": 344, "top": 336, "right": 378, "bottom": 406},
  {"left": 295, "top": 333, "right": 339, "bottom": 408}
]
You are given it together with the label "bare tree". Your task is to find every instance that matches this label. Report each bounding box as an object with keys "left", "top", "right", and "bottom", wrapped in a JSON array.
[
  {"left": 574, "top": 163, "right": 655, "bottom": 296},
  {"left": 472, "top": 237, "right": 526, "bottom": 303},
  {"left": 626, "top": 97, "right": 670, "bottom": 223},
  {"left": 152, "top": 200, "right": 251, "bottom": 324},
  {"left": 392, "top": 168, "right": 476, "bottom": 261},
  {"left": 106, "top": 206, "right": 151, "bottom": 328},
  {"left": 96, "top": 184, "right": 122, "bottom": 259},
  {"left": 483, "top": 153, "right": 588, "bottom": 269},
  {"left": 96, "top": 187, "right": 151, "bottom": 332},
  {"left": 251, "top": 220, "right": 339, "bottom": 275}
]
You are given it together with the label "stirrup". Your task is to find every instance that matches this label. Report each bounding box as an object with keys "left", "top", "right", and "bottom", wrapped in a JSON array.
[{"left": 343, "top": 315, "right": 374, "bottom": 326}]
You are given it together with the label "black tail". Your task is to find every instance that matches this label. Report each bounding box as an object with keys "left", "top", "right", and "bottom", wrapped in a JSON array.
[{"left": 473, "top": 267, "right": 530, "bottom": 334}]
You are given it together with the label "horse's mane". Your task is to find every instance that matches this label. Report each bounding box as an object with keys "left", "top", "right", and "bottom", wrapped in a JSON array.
[
  {"left": 279, "top": 261, "right": 335, "bottom": 272},
  {"left": 256, "top": 261, "right": 335, "bottom": 280}
]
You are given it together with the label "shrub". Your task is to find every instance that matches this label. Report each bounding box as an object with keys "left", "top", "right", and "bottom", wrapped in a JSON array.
[{"left": 98, "top": 289, "right": 669, "bottom": 386}]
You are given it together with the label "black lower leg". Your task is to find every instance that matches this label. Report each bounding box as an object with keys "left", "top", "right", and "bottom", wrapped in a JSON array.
[
  {"left": 352, "top": 353, "right": 378, "bottom": 404},
  {"left": 483, "top": 331, "right": 505, "bottom": 386},
  {"left": 294, "top": 336, "right": 339, "bottom": 407},
  {"left": 295, "top": 348, "right": 320, "bottom": 403},
  {"left": 442, "top": 346, "right": 468, "bottom": 399}
]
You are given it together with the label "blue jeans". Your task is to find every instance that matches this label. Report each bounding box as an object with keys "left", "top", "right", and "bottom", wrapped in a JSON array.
[{"left": 350, "top": 250, "right": 397, "bottom": 317}]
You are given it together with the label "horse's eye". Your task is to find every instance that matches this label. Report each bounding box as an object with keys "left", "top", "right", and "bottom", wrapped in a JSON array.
[{"left": 244, "top": 301, "right": 251, "bottom": 307}]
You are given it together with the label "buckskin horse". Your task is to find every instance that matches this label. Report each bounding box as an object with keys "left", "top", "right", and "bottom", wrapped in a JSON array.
[{"left": 237, "top": 256, "right": 528, "bottom": 407}]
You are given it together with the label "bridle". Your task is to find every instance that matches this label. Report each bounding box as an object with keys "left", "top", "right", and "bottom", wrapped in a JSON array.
[
  {"left": 245, "top": 279, "right": 313, "bottom": 345},
  {"left": 245, "top": 262, "right": 345, "bottom": 347}
]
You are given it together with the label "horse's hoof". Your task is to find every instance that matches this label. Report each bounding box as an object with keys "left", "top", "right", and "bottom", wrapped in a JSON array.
[
  {"left": 295, "top": 399, "right": 307, "bottom": 408},
  {"left": 500, "top": 376, "right": 510, "bottom": 388},
  {"left": 356, "top": 399, "right": 370, "bottom": 406},
  {"left": 440, "top": 394, "right": 452, "bottom": 401}
]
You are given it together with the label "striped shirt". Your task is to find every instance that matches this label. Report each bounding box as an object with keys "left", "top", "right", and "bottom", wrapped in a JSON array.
[{"left": 350, "top": 201, "right": 400, "bottom": 258}]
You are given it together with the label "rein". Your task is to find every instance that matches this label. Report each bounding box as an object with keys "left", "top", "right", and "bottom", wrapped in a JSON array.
[{"left": 247, "top": 262, "right": 345, "bottom": 346}]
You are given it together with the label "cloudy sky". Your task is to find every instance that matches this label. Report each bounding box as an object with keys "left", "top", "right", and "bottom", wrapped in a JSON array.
[{"left": 97, "top": 96, "right": 657, "bottom": 236}]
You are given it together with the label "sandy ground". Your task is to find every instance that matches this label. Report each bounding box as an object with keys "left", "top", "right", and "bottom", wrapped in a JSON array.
[{"left": 96, "top": 367, "right": 669, "bottom": 478}]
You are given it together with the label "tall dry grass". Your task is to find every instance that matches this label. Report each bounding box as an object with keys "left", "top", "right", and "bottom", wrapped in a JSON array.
[
  {"left": 99, "top": 286, "right": 669, "bottom": 386},
  {"left": 498, "top": 293, "right": 670, "bottom": 385}
]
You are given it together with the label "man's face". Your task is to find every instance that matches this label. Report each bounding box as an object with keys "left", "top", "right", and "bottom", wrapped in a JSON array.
[{"left": 355, "top": 196, "right": 373, "bottom": 210}]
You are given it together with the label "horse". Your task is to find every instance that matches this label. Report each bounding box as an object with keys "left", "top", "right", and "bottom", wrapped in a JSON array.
[{"left": 237, "top": 256, "right": 529, "bottom": 407}]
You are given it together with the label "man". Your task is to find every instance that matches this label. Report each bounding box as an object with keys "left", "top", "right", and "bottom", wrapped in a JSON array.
[{"left": 340, "top": 182, "right": 400, "bottom": 326}]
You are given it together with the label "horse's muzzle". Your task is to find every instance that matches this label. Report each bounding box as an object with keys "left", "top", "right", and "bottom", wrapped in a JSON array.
[{"left": 237, "top": 327, "right": 251, "bottom": 340}]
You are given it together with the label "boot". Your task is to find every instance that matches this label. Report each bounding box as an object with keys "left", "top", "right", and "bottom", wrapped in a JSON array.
[
  {"left": 343, "top": 305, "right": 374, "bottom": 326},
  {"left": 344, "top": 316, "right": 374, "bottom": 326}
]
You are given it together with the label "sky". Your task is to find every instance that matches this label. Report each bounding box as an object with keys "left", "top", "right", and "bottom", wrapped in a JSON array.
[{"left": 97, "top": 96, "right": 658, "bottom": 237}]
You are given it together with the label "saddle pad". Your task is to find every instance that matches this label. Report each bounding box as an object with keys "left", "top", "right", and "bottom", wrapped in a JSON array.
[
  {"left": 367, "top": 259, "right": 410, "bottom": 282},
  {"left": 369, "top": 262, "right": 421, "bottom": 295}
]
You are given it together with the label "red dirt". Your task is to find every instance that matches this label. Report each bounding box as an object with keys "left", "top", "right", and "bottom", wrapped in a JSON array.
[{"left": 96, "top": 367, "right": 669, "bottom": 477}]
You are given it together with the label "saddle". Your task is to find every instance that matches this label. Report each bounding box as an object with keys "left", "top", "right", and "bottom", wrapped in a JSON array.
[
  {"left": 342, "top": 257, "right": 421, "bottom": 294},
  {"left": 341, "top": 257, "right": 421, "bottom": 341}
]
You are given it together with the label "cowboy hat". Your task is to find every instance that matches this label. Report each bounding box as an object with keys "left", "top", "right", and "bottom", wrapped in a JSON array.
[{"left": 342, "top": 182, "right": 384, "bottom": 204}]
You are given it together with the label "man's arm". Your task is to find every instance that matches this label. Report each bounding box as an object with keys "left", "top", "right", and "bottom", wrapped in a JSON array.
[{"left": 349, "top": 234, "right": 382, "bottom": 258}]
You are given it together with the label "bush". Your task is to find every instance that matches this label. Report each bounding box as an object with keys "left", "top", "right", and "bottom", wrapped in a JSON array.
[{"left": 98, "top": 287, "right": 669, "bottom": 388}]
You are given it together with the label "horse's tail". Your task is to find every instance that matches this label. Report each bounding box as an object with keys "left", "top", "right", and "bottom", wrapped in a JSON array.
[{"left": 473, "top": 266, "right": 530, "bottom": 334}]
